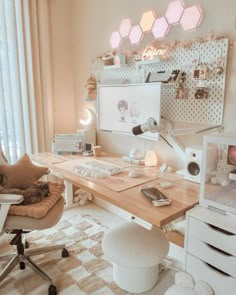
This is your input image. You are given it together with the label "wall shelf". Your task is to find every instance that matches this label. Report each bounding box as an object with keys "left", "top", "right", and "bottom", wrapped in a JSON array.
[
  {"left": 103, "top": 64, "right": 128, "bottom": 70},
  {"left": 135, "top": 58, "right": 160, "bottom": 67}
]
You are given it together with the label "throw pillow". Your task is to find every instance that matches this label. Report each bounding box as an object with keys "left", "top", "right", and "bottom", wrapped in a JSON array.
[{"left": 0, "top": 153, "right": 49, "bottom": 189}]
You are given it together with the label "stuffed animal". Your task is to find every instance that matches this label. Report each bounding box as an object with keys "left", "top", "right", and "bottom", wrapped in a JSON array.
[
  {"left": 211, "top": 149, "right": 232, "bottom": 187},
  {"left": 164, "top": 272, "right": 213, "bottom": 295},
  {"left": 73, "top": 189, "right": 93, "bottom": 205}
]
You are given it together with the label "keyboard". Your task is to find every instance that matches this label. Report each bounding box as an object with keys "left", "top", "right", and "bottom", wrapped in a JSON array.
[{"left": 74, "top": 159, "right": 123, "bottom": 176}]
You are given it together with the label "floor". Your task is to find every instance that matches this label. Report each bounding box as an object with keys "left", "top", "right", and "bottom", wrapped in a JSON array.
[
  {"left": 0, "top": 202, "right": 183, "bottom": 294},
  {"left": 62, "top": 202, "right": 183, "bottom": 294}
]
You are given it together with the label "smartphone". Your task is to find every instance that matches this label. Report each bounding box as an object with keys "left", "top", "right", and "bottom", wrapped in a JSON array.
[{"left": 141, "top": 187, "right": 172, "bottom": 207}]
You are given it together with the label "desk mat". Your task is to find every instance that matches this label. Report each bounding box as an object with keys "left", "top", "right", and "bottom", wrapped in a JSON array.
[
  {"left": 54, "top": 159, "right": 159, "bottom": 192},
  {"left": 31, "top": 152, "right": 79, "bottom": 166}
]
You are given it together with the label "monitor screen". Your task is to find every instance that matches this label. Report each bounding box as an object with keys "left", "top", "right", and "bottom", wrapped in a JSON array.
[{"left": 97, "top": 83, "right": 162, "bottom": 140}]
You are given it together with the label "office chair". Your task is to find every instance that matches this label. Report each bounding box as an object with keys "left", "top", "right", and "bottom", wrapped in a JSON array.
[{"left": 0, "top": 149, "right": 68, "bottom": 295}]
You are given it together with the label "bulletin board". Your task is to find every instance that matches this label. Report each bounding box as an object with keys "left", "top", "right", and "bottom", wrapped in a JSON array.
[{"left": 97, "top": 83, "right": 161, "bottom": 140}]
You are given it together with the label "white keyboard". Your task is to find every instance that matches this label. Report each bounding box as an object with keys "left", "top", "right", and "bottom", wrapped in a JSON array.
[{"left": 74, "top": 159, "right": 122, "bottom": 177}]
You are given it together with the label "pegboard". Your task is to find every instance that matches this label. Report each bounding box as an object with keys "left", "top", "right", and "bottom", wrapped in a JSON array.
[{"left": 91, "top": 38, "right": 229, "bottom": 126}]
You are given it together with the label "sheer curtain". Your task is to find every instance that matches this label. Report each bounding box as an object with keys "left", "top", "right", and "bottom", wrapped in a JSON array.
[{"left": 0, "top": 0, "right": 54, "bottom": 163}]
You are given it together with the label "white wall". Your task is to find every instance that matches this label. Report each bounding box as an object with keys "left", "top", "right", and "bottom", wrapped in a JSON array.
[{"left": 49, "top": 0, "right": 236, "bottom": 169}]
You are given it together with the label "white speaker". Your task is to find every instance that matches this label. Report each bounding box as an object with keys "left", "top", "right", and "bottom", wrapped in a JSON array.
[
  {"left": 184, "top": 146, "right": 217, "bottom": 183},
  {"left": 184, "top": 147, "right": 203, "bottom": 183}
]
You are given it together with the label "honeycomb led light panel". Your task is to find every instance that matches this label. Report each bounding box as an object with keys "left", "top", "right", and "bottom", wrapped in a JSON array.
[
  {"left": 152, "top": 17, "right": 170, "bottom": 39},
  {"left": 180, "top": 5, "right": 203, "bottom": 31},
  {"left": 110, "top": 31, "right": 122, "bottom": 49},
  {"left": 140, "top": 10, "right": 156, "bottom": 32},
  {"left": 165, "top": 0, "right": 185, "bottom": 25},
  {"left": 119, "top": 18, "right": 132, "bottom": 38},
  {"left": 129, "top": 25, "right": 144, "bottom": 44}
]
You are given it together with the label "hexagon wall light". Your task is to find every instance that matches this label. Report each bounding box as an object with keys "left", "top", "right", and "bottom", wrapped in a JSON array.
[
  {"left": 119, "top": 18, "right": 133, "bottom": 38},
  {"left": 110, "top": 31, "right": 122, "bottom": 49},
  {"left": 180, "top": 5, "right": 203, "bottom": 31},
  {"left": 140, "top": 10, "right": 156, "bottom": 32},
  {"left": 129, "top": 25, "right": 144, "bottom": 45},
  {"left": 152, "top": 17, "right": 170, "bottom": 39},
  {"left": 165, "top": 0, "right": 185, "bottom": 25}
]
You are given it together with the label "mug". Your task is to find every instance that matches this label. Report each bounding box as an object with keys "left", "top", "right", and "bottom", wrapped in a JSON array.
[{"left": 93, "top": 146, "right": 102, "bottom": 157}]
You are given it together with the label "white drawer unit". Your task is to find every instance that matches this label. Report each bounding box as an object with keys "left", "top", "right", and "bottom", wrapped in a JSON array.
[
  {"left": 185, "top": 206, "right": 236, "bottom": 295},
  {"left": 187, "top": 235, "right": 236, "bottom": 278},
  {"left": 186, "top": 254, "right": 236, "bottom": 295},
  {"left": 187, "top": 216, "right": 236, "bottom": 257}
]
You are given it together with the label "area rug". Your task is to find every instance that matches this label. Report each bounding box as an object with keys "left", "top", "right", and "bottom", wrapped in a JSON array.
[{"left": 0, "top": 213, "right": 175, "bottom": 295}]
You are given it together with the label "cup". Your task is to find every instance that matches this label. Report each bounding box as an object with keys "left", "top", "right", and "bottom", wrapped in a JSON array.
[{"left": 93, "top": 145, "right": 102, "bottom": 157}]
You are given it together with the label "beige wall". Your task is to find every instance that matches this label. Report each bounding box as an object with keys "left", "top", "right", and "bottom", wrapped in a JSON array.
[
  {"left": 50, "top": 0, "right": 76, "bottom": 133},
  {"left": 49, "top": 0, "right": 236, "bottom": 169}
]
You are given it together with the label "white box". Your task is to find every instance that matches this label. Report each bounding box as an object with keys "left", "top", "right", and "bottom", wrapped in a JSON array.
[{"left": 200, "top": 132, "right": 236, "bottom": 215}]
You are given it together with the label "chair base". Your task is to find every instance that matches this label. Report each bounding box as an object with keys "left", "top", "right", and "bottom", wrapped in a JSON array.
[{"left": 0, "top": 242, "right": 68, "bottom": 295}]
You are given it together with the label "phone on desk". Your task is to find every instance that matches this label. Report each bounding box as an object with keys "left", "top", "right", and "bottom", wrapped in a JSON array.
[{"left": 141, "top": 187, "right": 172, "bottom": 207}]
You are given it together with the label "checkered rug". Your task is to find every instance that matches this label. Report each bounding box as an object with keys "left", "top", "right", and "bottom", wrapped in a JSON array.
[{"left": 0, "top": 213, "right": 175, "bottom": 295}]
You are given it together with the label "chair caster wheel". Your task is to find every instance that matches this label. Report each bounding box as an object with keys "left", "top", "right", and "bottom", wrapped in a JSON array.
[
  {"left": 62, "top": 248, "right": 69, "bottom": 258},
  {"left": 48, "top": 285, "right": 57, "bottom": 295},
  {"left": 20, "top": 262, "right": 25, "bottom": 269},
  {"left": 25, "top": 241, "right": 30, "bottom": 248}
]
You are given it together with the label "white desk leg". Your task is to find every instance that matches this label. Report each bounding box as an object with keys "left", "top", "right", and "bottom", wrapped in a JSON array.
[{"left": 64, "top": 181, "right": 73, "bottom": 207}]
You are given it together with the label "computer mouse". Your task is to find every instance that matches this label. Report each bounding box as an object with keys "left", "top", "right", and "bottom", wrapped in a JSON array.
[
  {"left": 159, "top": 181, "right": 173, "bottom": 189},
  {"left": 128, "top": 169, "right": 144, "bottom": 178}
]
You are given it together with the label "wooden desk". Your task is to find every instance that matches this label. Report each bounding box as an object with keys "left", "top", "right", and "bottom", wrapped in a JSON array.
[{"left": 31, "top": 152, "right": 199, "bottom": 229}]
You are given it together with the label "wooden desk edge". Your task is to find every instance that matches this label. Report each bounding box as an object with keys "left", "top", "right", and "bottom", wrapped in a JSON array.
[{"left": 32, "top": 152, "right": 199, "bottom": 228}]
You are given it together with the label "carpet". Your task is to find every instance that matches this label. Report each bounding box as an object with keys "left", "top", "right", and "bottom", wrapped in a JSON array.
[{"left": 0, "top": 212, "right": 175, "bottom": 295}]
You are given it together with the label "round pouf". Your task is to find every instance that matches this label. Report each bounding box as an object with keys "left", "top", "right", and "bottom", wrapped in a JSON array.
[{"left": 102, "top": 222, "right": 169, "bottom": 293}]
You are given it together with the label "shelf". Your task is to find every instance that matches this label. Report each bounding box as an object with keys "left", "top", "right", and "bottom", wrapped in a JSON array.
[
  {"left": 135, "top": 58, "right": 160, "bottom": 67},
  {"left": 103, "top": 64, "right": 128, "bottom": 70}
]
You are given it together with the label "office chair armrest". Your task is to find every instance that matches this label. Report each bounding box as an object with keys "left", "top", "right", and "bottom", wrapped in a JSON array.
[
  {"left": 0, "top": 194, "right": 24, "bottom": 232},
  {"left": 0, "top": 194, "right": 24, "bottom": 204}
]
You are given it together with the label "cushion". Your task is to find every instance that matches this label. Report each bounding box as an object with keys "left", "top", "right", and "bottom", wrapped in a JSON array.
[
  {"left": 9, "top": 182, "right": 65, "bottom": 218},
  {"left": 0, "top": 153, "right": 48, "bottom": 189}
]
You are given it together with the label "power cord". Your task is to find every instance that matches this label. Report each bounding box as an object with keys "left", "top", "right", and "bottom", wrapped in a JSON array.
[{"left": 160, "top": 134, "right": 173, "bottom": 148}]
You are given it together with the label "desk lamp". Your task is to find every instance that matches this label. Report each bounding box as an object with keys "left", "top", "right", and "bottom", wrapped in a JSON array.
[
  {"left": 78, "top": 108, "right": 97, "bottom": 148},
  {"left": 132, "top": 117, "right": 186, "bottom": 163}
]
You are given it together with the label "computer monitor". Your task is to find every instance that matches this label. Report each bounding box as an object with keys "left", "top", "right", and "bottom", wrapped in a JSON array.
[{"left": 97, "top": 83, "right": 162, "bottom": 140}]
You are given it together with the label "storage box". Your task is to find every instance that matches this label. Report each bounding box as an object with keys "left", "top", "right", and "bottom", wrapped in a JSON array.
[{"left": 200, "top": 132, "right": 236, "bottom": 215}]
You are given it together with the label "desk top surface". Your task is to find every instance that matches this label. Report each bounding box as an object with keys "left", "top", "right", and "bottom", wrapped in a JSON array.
[{"left": 31, "top": 152, "right": 199, "bottom": 228}]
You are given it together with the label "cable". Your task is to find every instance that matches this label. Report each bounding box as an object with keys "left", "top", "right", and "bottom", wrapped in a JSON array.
[{"left": 160, "top": 135, "right": 173, "bottom": 148}]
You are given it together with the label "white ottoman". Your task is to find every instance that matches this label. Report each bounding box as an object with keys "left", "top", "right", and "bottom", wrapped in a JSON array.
[{"left": 102, "top": 222, "right": 169, "bottom": 293}]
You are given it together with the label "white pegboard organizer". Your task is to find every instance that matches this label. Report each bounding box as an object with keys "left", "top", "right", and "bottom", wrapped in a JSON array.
[{"left": 91, "top": 38, "right": 229, "bottom": 127}]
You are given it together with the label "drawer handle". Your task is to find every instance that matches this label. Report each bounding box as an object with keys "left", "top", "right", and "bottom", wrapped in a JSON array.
[
  {"left": 206, "top": 243, "right": 232, "bottom": 256},
  {"left": 205, "top": 262, "right": 230, "bottom": 277},
  {"left": 207, "top": 224, "right": 234, "bottom": 236}
]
